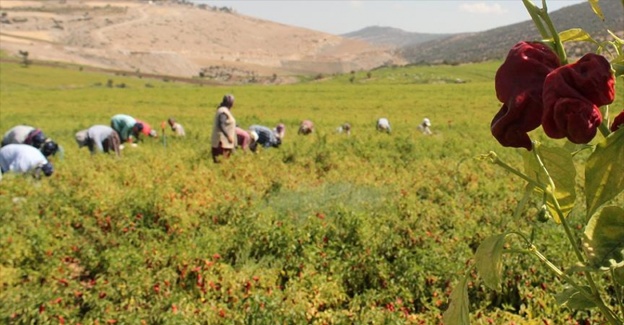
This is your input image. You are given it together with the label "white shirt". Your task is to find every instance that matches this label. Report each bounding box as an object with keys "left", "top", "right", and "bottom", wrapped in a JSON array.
[
  {"left": 377, "top": 118, "right": 391, "bottom": 132},
  {"left": 418, "top": 118, "right": 432, "bottom": 135},
  {"left": 0, "top": 144, "right": 48, "bottom": 174},
  {"left": 171, "top": 122, "right": 185, "bottom": 136}
]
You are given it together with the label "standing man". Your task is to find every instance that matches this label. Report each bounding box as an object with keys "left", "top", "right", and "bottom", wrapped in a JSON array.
[
  {"left": 0, "top": 144, "right": 54, "bottom": 179},
  {"left": 110, "top": 114, "right": 143, "bottom": 144},
  {"left": 211, "top": 94, "right": 237, "bottom": 163}
]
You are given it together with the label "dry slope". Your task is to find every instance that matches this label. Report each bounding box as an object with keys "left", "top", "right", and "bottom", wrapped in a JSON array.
[{"left": 0, "top": 0, "right": 404, "bottom": 82}]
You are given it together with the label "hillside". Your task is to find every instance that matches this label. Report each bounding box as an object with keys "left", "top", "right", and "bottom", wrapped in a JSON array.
[
  {"left": 0, "top": 0, "right": 404, "bottom": 83},
  {"left": 341, "top": 26, "right": 451, "bottom": 48},
  {"left": 398, "top": 1, "right": 624, "bottom": 64},
  {"left": 1, "top": 1, "right": 621, "bottom": 82}
]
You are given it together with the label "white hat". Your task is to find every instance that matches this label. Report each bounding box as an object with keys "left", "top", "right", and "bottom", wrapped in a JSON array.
[
  {"left": 75, "top": 130, "right": 88, "bottom": 147},
  {"left": 249, "top": 131, "right": 259, "bottom": 142},
  {"left": 423, "top": 118, "right": 431, "bottom": 127}
]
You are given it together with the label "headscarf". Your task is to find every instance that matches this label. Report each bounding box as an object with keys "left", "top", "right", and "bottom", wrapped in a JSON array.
[
  {"left": 249, "top": 131, "right": 259, "bottom": 142},
  {"left": 75, "top": 129, "right": 89, "bottom": 147},
  {"left": 41, "top": 141, "right": 59, "bottom": 157},
  {"left": 134, "top": 122, "right": 144, "bottom": 132},
  {"left": 219, "top": 94, "right": 235, "bottom": 108},
  {"left": 41, "top": 162, "right": 54, "bottom": 177},
  {"left": 275, "top": 123, "right": 285, "bottom": 139}
]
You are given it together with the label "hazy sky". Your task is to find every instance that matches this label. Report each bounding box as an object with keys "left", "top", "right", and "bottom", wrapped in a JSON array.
[{"left": 192, "top": 0, "right": 585, "bottom": 35}]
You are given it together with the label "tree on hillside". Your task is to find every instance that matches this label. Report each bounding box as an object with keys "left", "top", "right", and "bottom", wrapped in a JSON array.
[{"left": 18, "top": 50, "right": 30, "bottom": 67}]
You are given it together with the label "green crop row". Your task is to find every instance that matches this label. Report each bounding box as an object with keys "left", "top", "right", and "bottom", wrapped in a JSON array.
[{"left": 1, "top": 61, "right": 622, "bottom": 324}]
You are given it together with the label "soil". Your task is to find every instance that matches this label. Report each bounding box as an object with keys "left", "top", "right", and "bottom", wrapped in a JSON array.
[{"left": 0, "top": 0, "right": 405, "bottom": 84}]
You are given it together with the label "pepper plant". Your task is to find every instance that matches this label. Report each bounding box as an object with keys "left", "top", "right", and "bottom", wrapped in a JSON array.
[{"left": 444, "top": 0, "right": 624, "bottom": 324}]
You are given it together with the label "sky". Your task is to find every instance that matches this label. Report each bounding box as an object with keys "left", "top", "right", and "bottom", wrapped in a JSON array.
[{"left": 192, "top": 0, "right": 585, "bottom": 35}]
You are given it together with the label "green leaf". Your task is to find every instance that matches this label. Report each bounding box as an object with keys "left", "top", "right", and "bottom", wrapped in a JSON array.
[
  {"left": 588, "top": 0, "right": 605, "bottom": 20},
  {"left": 583, "top": 206, "right": 624, "bottom": 268},
  {"left": 585, "top": 130, "right": 624, "bottom": 219},
  {"left": 475, "top": 234, "right": 508, "bottom": 290},
  {"left": 523, "top": 145, "right": 577, "bottom": 223},
  {"left": 558, "top": 28, "right": 596, "bottom": 44},
  {"left": 515, "top": 184, "right": 534, "bottom": 220},
  {"left": 442, "top": 276, "right": 470, "bottom": 325},
  {"left": 554, "top": 286, "right": 597, "bottom": 309}
]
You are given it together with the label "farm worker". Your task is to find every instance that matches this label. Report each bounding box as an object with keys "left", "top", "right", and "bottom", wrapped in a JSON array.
[
  {"left": 75, "top": 125, "right": 121, "bottom": 156},
  {"left": 336, "top": 122, "right": 351, "bottom": 135},
  {"left": 110, "top": 114, "right": 143, "bottom": 144},
  {"left": 1, "top": 125, "right": 60, "bottom": 157},
  {"left": 248, "top": 124, "right": 282, "bottom": 152},
  {"left": 298, "top": 120, "right": 314, "bottom": 135},
  {"left": 417, "top": 118, "right": 433, "bottom": 135},
  {"left": 0, "top": 144, "right": 54, "bottom": 179},
  {"left": 274, "top": 123, "right": 286, "bottom": 139},
  {"left": 236, "top": 127, "right": 258, "bottom": 151},
  {"left": 135, "top": 119, "right": 158, "bottom": 138},
  {"left": 211, "top": 94, "right": 237, "bottom": 163},
  {"left": 376, "top": 118, "right": 391, "bottom": 133},
  {"left": 168, "top": 117, "right": 186, "bottom": 136}
]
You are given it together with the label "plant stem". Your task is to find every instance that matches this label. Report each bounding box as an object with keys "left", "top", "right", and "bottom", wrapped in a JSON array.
[
  {"left": 533, "top": 149, "right": 623, "bottom": 325},
  {"left": 536, "top": 2, "right": 568, "bottom": 64},
  {"left": 488, "top": 153, "right": 543, "bottom": 190},
  {"left": 522, "top": 0, "right": 568, "bottom": 64},
  {"left": 529, "top": 246, "right": 622, "bottom": 324},
  {"left": 599, "top": 120, "right": 611, "bottom": 138},
  {"left": 528, "top": 245, "right": 571, "bottom": 281},
  {"left": 531, "top": 149, "right": 584, "bottom": 262},
  {"left": 522, "top": 0, "right": 550, "bottom": 39}
]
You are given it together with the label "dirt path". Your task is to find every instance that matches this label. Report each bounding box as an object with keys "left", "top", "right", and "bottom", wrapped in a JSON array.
[{"left": 91, "top": 5, "right": 148, "bottom": 51}]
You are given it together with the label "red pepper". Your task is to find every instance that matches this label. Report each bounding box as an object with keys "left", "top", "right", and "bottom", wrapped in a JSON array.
[
  {"left": 542, "top": 53, "right": 615, "bottom": 144},
  {"left": 611, "top": 110, "right": 624, "bottom": 132},
  {"left": 492, "top": 41, "right": 560, "bottom": 150}
]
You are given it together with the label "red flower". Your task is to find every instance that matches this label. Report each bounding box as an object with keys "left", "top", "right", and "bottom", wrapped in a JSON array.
[
  {"left": 542, "top": 53, "right": 615, "bottom": 144},
  {"left": 611, "top": 110, "right": 624, "bottom": 132},
  {"left": 492, "top": 41, "right": 561, "bottom": 150}
]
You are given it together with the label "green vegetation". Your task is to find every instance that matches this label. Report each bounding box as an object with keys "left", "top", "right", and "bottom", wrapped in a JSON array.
[{"left": 1, "top": 61, "right": 622, "bottom": 323}]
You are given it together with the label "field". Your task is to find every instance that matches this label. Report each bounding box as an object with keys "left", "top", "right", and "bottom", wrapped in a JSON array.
[{"left": 1, "top": 60, "right": 623, "bottom": 324}]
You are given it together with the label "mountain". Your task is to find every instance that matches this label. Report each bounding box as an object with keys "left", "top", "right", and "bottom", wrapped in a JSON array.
[
  {"left": 341, "top": 26, "right": 451, "bottom": 48},
  {"left": 1, "top": 0, "right": 621, "bottom": 83},
  {"left": 0, "top": 0, "right": 404, "bottom": 83},
  {"left": 396, "top": 1, "right": 624, "bottom": 64}
]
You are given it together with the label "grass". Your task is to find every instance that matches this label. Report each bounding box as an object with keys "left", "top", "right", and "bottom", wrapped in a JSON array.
[{"left": 0, "top": 60, "right": 622, "bottom": 324}]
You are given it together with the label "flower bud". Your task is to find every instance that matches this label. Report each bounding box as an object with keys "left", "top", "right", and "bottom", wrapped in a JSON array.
[{"left": 537, "top": 205, "right": 550, "bottom": 223}]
